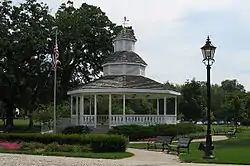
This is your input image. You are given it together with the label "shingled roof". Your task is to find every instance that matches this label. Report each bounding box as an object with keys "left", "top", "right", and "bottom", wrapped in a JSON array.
[
  {"left": 104, "top": 51, "right": 147, "bottom": 65},
  {"left": 114, "top": 28, "right": 137, "bottom": 41},
  {"left": 73, "top": 75, "right": 166, "bottom": 90}
]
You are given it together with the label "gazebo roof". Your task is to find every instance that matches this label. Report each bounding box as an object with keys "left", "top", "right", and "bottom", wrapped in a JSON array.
[
  {"left": 67, "top": 75, "right": 181, "bottom": 96},
  {"left": 103, "top": 51, "right": 147, "bottom": 66},
  {"left": 114, "top": 28, "right": 137, "bottom": 41}
]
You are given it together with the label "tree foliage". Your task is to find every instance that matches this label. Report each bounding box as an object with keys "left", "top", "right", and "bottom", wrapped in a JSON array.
[{"left": 0, "top": 0, "right": 120, "bottom": 127}]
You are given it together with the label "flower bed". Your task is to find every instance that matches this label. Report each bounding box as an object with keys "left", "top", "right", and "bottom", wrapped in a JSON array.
[
  {"left": 0, "top": 133, "right": 127, "bottom": 152},
  {"left": 0, "top": 142, "right": 21, "bottom": 150}
]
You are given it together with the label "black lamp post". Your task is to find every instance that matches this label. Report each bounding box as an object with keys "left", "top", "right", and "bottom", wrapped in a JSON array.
[{"left": 201, "top": 36, "right": 216, "bottom": 159}]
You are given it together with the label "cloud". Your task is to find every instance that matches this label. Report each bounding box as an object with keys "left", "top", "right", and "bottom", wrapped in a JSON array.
[{"left": 12, "top": 0, "right": 250, "bottom": 90}]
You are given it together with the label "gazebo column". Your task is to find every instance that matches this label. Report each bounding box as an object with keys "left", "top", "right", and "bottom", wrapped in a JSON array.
[
  {"left": 175, "top": 96, "right": 178, "bottom": 123},
  {"left": 156, "top": 98, "right": 159, "bottom": 115},
  {"left": 94, "top": 95, "right": 97, "bottom": 128},
  {"left": 164, "top": 96, "right": 167, "bottom": 123},
  {"left": 70, "top": 96, "right": 73, "bottom": 117},
  {"left": 80, "top": 95, "right": 84, "bottom": 125},
  {"left": 76, "top": 96, "right": 79, "bottom": 125},
  {"left": 109, "top": 94, "right": 112, "bottom": 129},
  {"left": 89, "top": 97, "right": 92, "bottom": 115},
  {"left": 123, "top": 94, "right": 126, "bottom": 124}
]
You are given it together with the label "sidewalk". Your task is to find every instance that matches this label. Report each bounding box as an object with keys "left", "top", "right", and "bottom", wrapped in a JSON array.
[{"left": 129, "top": 135, "right": 228, "bottom": 144}]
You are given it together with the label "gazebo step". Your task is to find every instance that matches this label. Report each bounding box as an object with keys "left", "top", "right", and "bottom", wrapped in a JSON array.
[{"left": 90, "top": 125, "right": 110, "bottom": 134}]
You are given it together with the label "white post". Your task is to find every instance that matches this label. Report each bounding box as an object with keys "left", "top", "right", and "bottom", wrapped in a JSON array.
[
  {"left": 175, "top": 97, "right": 178, "bottom": 124},
  {"left": 76, "top": 96, "right": 79, "bottom": 125},
  {"left": 156, "top": 98, "right": 159, "bottom": 115},
  {"left": 94, "top": 95, "right": 97, "bottom": 128},
  {"left": 70, "top": 96, "right": 73, "bottom": 125},
  {"left": 89, "top": 97, "right": 92, "bottom": 115},
  {"left": 109, "top": 94, "right": 112, "bottom": 129},
  {"left": 80, "top": 96, "right": 84, "bottom": 125},
  {"left": 123, "top": 94, "right": 126, "bottom": 124},
  {"left": 53, "top": 27, "right": 58, "bottom": 133},
  {"left": 164, "top": 96, "right": 167, "bottom": 123},
  {"left": 70, "top": 96, "right": 73, "bottom": 117}
]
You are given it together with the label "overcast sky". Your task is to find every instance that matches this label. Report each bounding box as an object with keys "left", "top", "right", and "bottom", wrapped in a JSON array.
[{"left": 14, "top": 0, "right": 250, "bottom": 90}]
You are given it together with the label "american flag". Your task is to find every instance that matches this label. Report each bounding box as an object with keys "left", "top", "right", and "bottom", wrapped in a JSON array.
[{"left": 51, "top": 42, "right": 59, "bottom": 71}]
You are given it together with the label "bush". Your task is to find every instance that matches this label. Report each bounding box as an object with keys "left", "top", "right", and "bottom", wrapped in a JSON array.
[
  {"left": 20, "top": 142, "right": 46, "bottom": 151},
  {"left": 109, "top": 123, "right": 204, "bottom": 141},
  {"left": 0, "top": 133, "right": 127, "bottom": 152},
  {"left": 62, "top": 126, "right": 91, "bottom": 134},
  {"left": 109, "top": 125, "right": 155, "bottom": 141}
]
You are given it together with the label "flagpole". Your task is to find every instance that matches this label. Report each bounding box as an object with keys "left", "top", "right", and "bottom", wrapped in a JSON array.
[{"left": 53, "top": 27, "right": 58, "bottom": 134}]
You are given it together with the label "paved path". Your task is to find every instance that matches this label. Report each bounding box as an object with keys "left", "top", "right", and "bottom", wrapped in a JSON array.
[
  {"left": 129, "top": 135, "right": 228, "bottom": 144},
  {"left": 0, "top": 136, "right": 248, "bottom": 166},
  {"left": 0, "top": 148, "right": 248, "bottom": 166}
]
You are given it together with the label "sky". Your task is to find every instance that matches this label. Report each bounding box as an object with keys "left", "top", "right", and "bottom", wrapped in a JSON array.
[{"left": 13, "top": 0, "right": 250, "bottom": 90}]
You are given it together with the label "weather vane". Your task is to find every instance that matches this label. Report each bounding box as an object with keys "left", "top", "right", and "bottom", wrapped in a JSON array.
[{"left": 122, "top": 16, "right": 129, "bottom": 27}]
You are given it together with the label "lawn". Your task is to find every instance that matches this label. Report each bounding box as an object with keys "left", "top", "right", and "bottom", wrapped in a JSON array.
[
  {"left": 0, "top": 119, "right": 41, "bottom": 133},
  {"left": 129, "top": 126, "right": 250, "bottom": 165},
  {"left": 180, "top": 126, "right": 250, "bottom": 165}
]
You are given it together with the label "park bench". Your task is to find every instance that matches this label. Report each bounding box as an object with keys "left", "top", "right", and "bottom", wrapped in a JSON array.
[
  {"left": 147, "top": 136, "right": 175, "bottom": 151},
  {"left": 168, "top": 137, "right": 192, "bottom": 155},
  {"left": 213, "top": 128, "right": 226, "bottom": 135},
  {"left": 227, "top": 128, "right": 237, "bottom": 137}
]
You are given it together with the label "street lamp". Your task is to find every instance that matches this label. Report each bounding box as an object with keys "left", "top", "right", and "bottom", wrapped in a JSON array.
[{"left": 201, "top": 36, "right": 216, "bottom": 159}]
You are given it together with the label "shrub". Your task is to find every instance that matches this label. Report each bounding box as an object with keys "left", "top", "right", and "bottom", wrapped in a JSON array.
[
  {"left": 0, "top": 133, "right": 127, "bottom": 152},
  {"left": 109, "top": 123, "right": 204, "bottom": 141},
  {"left": 109, "top": 125, "right": 155, "bottom": 141},
  {"left": 62, "top": 126, "right": 91, "bottom": 134},
  {"left": 20, "top": 142, "right": 45, "bottom": 151}
]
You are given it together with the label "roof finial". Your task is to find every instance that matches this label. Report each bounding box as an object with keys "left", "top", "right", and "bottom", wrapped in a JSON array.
[
  {"left": 207, "top": 35, "right": 210, "bottom": 41},
  {"left": 206, "top": 35, "right": 211, "bottom": 44},
  {"left": 122, "top": 16, "right": 129, "bottom": 28}
]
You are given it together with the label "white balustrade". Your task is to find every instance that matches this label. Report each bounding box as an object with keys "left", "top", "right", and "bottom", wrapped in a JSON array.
[
  {"left": 73, "top": 115, "right": 177, "bottom": 126},
  {"left": 97, "top": 115, "right": 109, "bottom": 125}
]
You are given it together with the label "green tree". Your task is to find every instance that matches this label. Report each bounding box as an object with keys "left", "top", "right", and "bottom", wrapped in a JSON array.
[
  {"left": 221, "top": 79, "right": 245, "bottom": 93},
  {"left": 0, "top": 0, "right": 121, "bottom": 128},
  {"left": 222, "top": 92, "right": 246, "bottom": 127},
  {"left": 179, "top": 78, "right": 205, "bottom": 122},
  {"left": 54, "top": 1, "right": 121, "bottom": 101}
]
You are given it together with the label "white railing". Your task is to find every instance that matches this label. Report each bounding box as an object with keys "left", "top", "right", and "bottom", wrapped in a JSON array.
[
  {"left": 111, "top": 115, "right": 176, "bottom": 126},
  {"left": 80, "top": 115, "right": 95, "bottom": 126},
  {"left": 97, "top": 115, "right": 109, "bottom": 125},
  {"left": 74, "top": 115, "right": 177, "bottom": 126}
]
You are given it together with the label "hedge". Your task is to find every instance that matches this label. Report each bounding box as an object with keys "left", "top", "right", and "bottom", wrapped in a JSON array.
[
  {"left": 109, "top": 123, "right": 204, "bottom": 141},
  {"left": 0, "top": 133, "right": 127, "bottom": 152},
  {"left": 62, "top": 126, "right": 92, "bottom": 134}
]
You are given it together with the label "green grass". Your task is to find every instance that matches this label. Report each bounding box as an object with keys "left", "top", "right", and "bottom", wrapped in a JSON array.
[
  {"left": 129, "top": 126, "right": 250, "bottom": 164},
  {"left": 0, "top": 119, "right": 41, "bottom": 133},
  {"left": 180, "top": 126, "right": 250, "bottom": 165},
  {"left": 0, "top": 149, "right": 133, "bottom": 159},
  {"left": 0, "top": 119, "right": 40, "bottom": 126},
  {"left": 128, "top": 143, "right": 148, "bottom": 149}
]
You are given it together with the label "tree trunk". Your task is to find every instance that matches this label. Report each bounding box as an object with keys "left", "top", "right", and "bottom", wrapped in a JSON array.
[
  {"left": 28, "top": 113, "right": 34, "bottom": 128},
  {"left": 6, "top": 103, "right": 14, "bottom": 129}
]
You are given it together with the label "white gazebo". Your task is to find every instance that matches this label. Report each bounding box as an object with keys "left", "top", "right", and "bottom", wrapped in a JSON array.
[{"left": 67, "top": 24, "right": 181, "bottom": 129}]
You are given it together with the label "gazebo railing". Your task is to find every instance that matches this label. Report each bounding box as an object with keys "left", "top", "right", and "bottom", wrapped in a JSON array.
[{"left": 74, "top": 114, "right": 176, "bottom": 126}]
